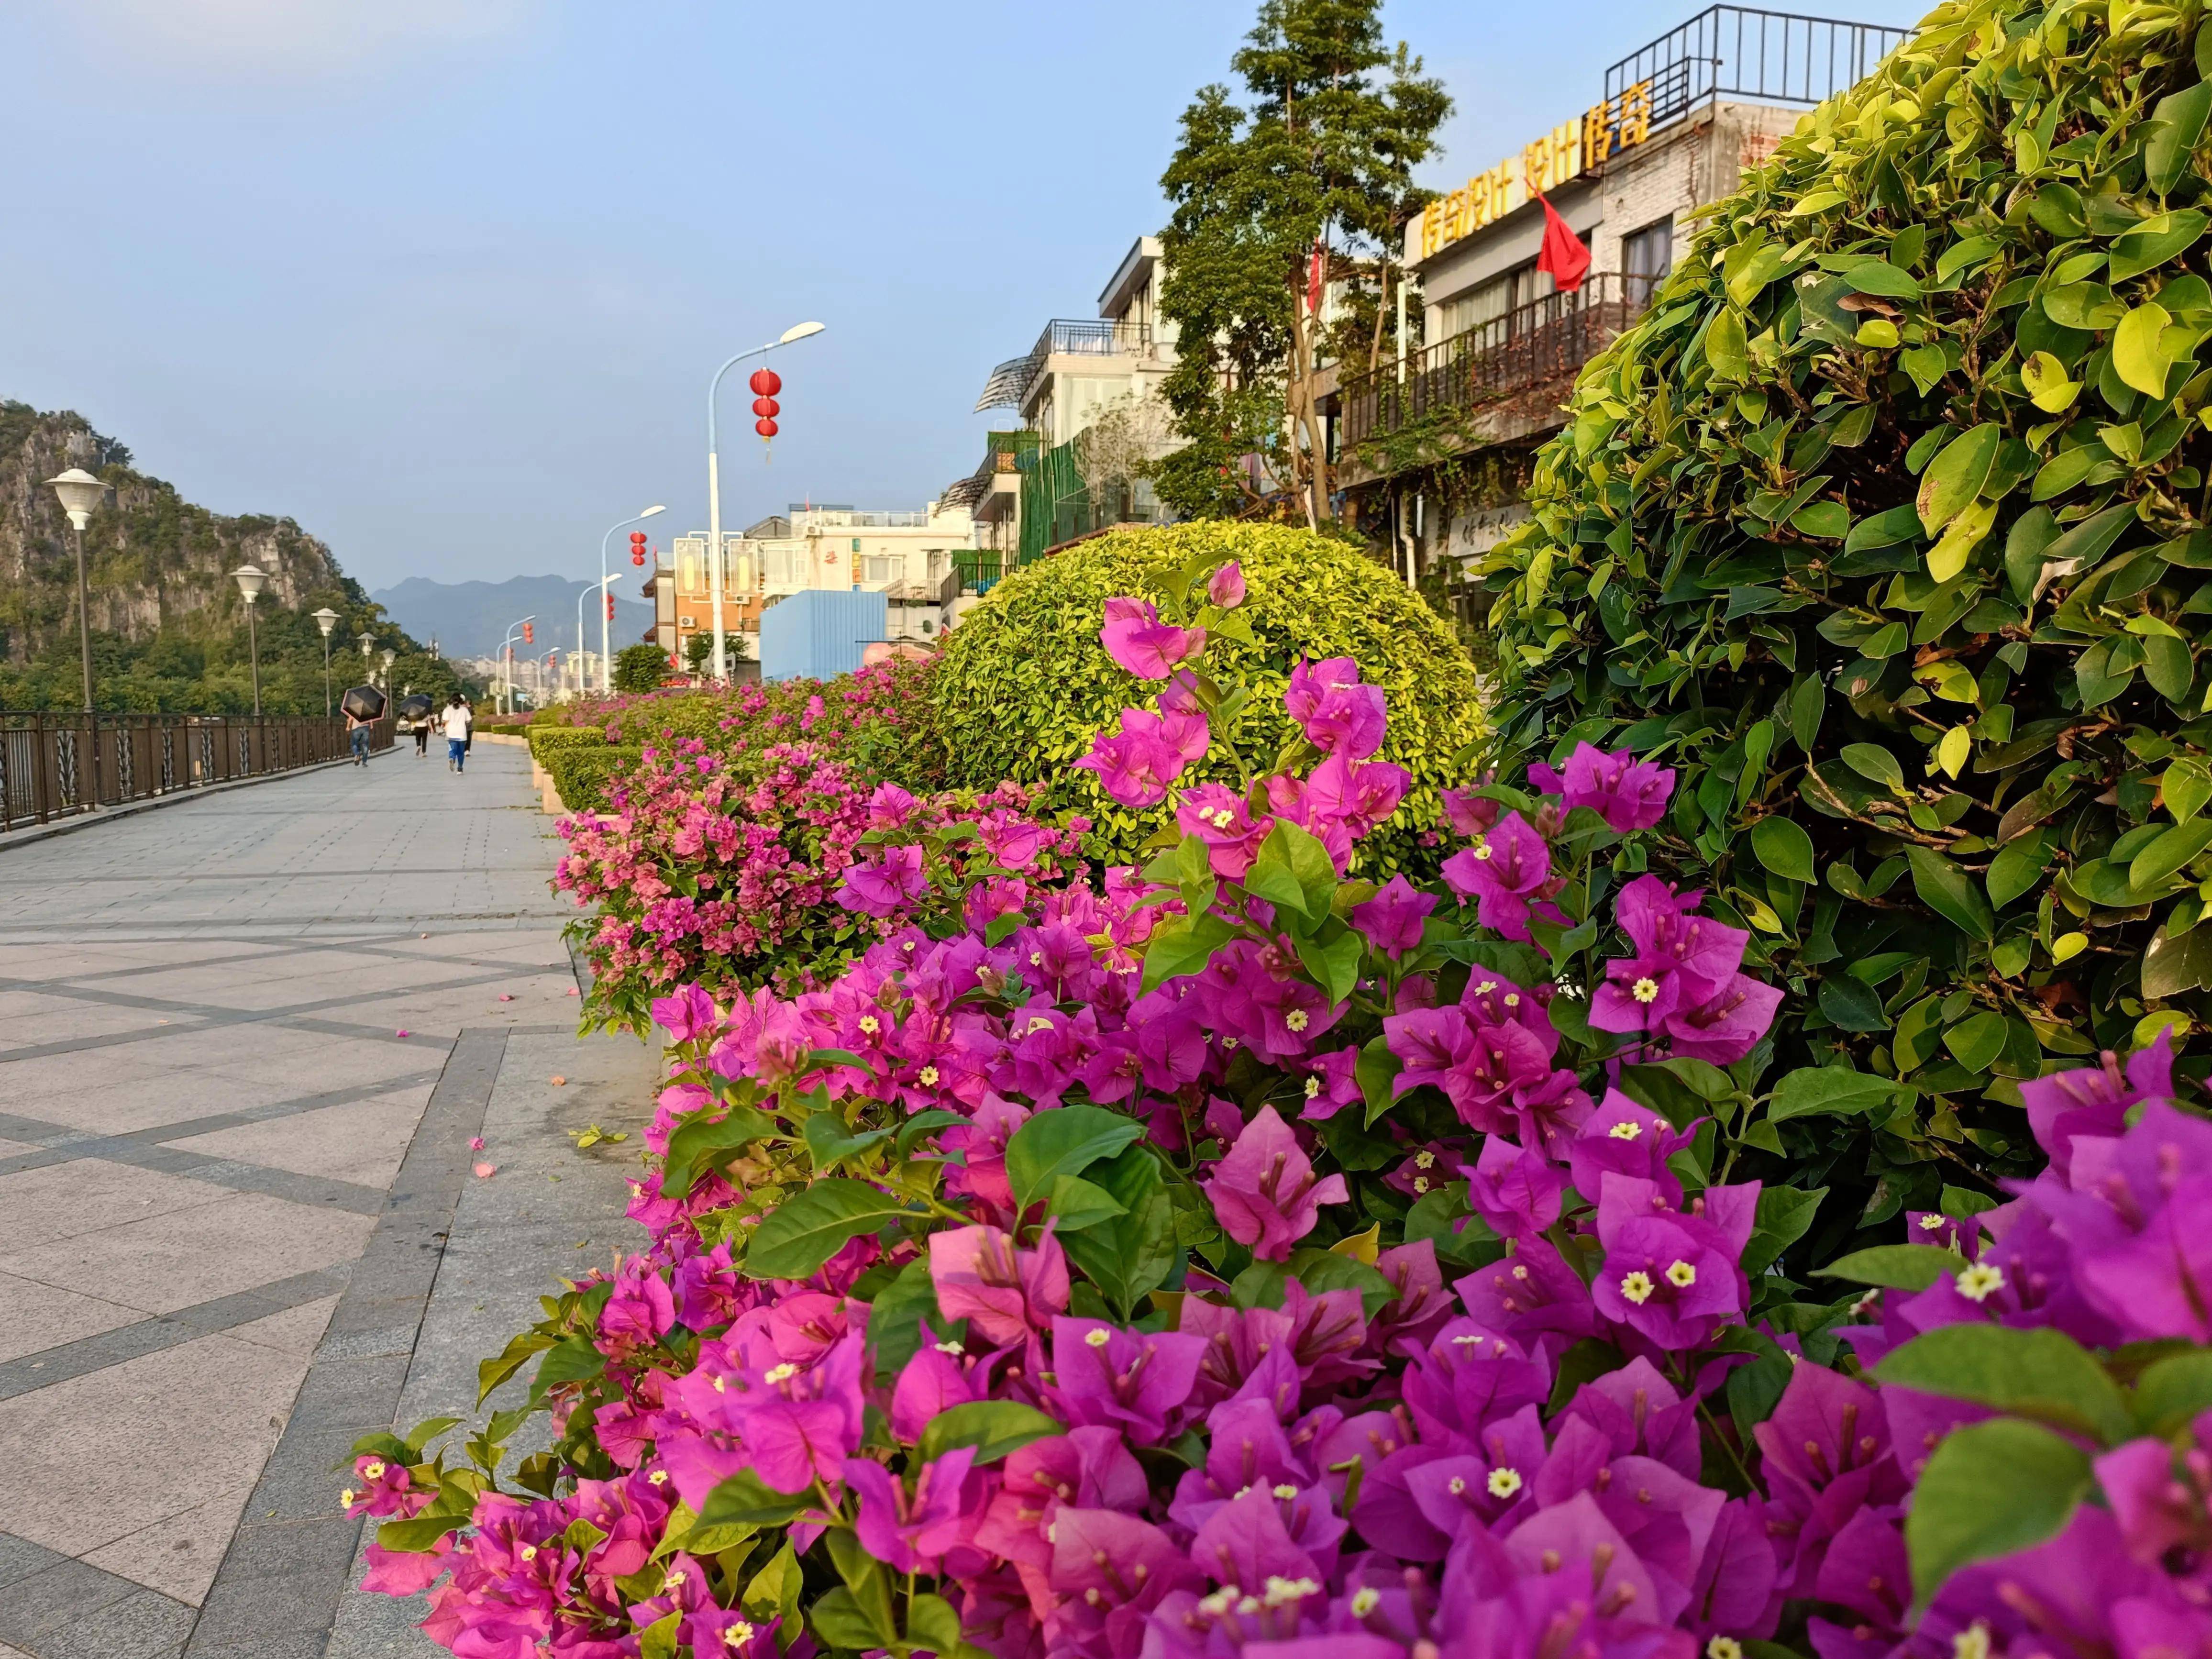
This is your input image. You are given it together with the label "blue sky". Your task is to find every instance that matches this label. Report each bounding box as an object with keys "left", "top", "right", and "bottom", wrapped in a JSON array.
[{"left": 0, "top": 0, "right": 1928, "bottom": 591}]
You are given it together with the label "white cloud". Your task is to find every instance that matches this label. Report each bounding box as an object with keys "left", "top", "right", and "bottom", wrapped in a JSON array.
[{"left": 67, "top": 0, "right": 539, "bottom": 77}]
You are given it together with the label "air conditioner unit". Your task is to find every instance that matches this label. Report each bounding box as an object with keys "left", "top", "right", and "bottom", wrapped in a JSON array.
[{"left": 679, "top": 615, "right": 696, "bottom": 627}]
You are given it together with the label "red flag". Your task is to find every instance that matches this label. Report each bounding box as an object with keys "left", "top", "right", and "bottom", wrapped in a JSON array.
[
  {"left": 1534, "top": 193, "right": 1591, "bottom": 293},
  {"left": 1307, "top": 241, "right": 1326, "bottom": 316}
]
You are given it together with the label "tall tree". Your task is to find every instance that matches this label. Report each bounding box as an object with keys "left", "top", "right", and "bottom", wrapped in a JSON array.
[{"left": 1154, "top": 0, "right": 1448, "bottom": 525}]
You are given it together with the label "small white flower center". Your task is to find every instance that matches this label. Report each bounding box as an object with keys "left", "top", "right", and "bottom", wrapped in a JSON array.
[
  {"left": 1620, "top": 1271, "right": 1656, "bottom": 1305},
  {"left": 1487, "top": 1467, "right": 1524, "bottom": 1498}
]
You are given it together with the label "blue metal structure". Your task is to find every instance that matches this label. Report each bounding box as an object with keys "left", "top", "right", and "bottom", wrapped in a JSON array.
[{"left": 760, "top": 590, "right": 888, "bottom": 682}]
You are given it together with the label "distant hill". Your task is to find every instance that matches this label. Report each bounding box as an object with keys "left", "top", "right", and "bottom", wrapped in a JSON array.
[{"left": 371, "top": 574, "right": 658, "bottom": 661}]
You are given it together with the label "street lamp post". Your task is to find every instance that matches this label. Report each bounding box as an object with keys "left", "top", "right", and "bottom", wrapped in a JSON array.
[
  {"left": 706, "top": 321, "right": 823, "bottom": 682},
  {"left": 380, "top": 648, "right": 396, "bottom": 690},
  {"left": 231, "top": 564, "right": 268, "bottom": 717},
  {"left": 499, "top": 617, "right": 536, "bottom": 715},
  {"left": 311, "top": 608, "right": 340, "bottom": 716},
  {"left": 576, "top": 573, "right": 618, "bottom": 697},
  {"left": 45, "top": 469, "right": 105, "bottom": 716},
  {"left": 598, "top": 506, "right": 665, "bottom": 695}
]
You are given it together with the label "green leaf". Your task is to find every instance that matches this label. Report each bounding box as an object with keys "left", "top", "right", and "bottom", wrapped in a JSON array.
[
  {"left": 1904, "top": 1419, "right": 2093, "bottom": 1604},
  {"left": 1841, "top": 742, "right": 1906, "bottom": 790},
  {"left": 1058, "top": 1146, "right": 1178, "bottom": 1317},
  {"left": 2133, "top": 1349, "right": 2212, "bottom": 1436},
  {"left": 1907, "top": 845, "right": 1996, "bottom": 941},
  {"left": 530, "top": 1335, "right": 606, "bottom": 1402},
  {"left": 1004, "top": 1106, "right": 1146, "bottom": 1210},
  {"left": 1791, "top": 675, "right": 1825, "bottom": 752},
  {"left": 917, "top": 1399, "right": 1064, "bottom": 1466},
  {"left": 2144, "top": 918, "right": 2212, "bottom": 998},
  {"left": 1705, "top": 307, "right": 1750, "bottom": 381},
  {"left": 1749, "top": 817, "right": 1816, "bottom": 884},
  {"left": 1294, "top": 927, "right": 1366, "bottom": 1004},
  {"left": 1917, "top": 424, "right": 2002, "bottom": 533},
  {"left": 1819, "top": 974, "right": 1891, "bottom": 1032},
  {"left": 1045, "top": 1172, "right": 1128, "bottom": 1232},
  {"left": 907, "top": 1593, "right": 964, "bottom": 1657},
  {"left": 1875, "top": 1324, "right": 2133, "bottom": 1445},
  {"left": 638, "top": 1613, "right": 680, "bottom": 1659},
  {"left": 477, "top": 1330, "right": 556, "bottom": 1406},
  {"left": 1943, "top": 1011, "right": 2007, "bottom": 1074},
  {"left": 2144, "top": 633, "right": 2195, "bottom": 701},
  {"left": 376, "top": 1513, "right": 465, "bottom": 1552},
  {"left": 696, "top": 1469, "right": 811, "bottom": 1529},
  {"left": 2146, "top": 82, "right": 2212, "bottom": 194},
  {"left": 1140, "top": 912, "right": 1234, "bottom": 992},
  {"left": 812, "top": 1588, "right": 897, "bottom": 1652},
  {"left": 2114, "top": 301, "right": 2178, "bottom": 397},
  {"left": 864, "top": 1257, "right": 950, "bottom": 1375},
  {"left": 2110, "top": 209, "right": 2209, "bottom": 284},
  {"left": 1813, "top": 1244, "right": 1958, "bottom": 1291},
  {"left": 662, "top": 1105, "right": 779, "bottom": 1201},
  {"left": 1741, "top": 1184, "right": 1826, "bottom": 1277},
  {"left": 1769, "top": 1064, "right": 1897, "bottom": 1122},
  {"left": 1987, "top": 831, "right": 2051, "bottom": 907},
  {"left": 2130, "top": 819, "right": 2212, "bottom": 892},
  {"left": 742, "top": 1179, "right": 909, "bottom": 1281},
  {"left": 2165, "top": 757, "right": 2212, "bottom": 823},
  {"left": 1832, "top": 255, "right": 1922, "bottom": 299},
  {"left": 802, "top": 1113, "right": 890, "bottom": 1175},
  {"left": 1244, "top": 818, "right": 1339, "bottom": 923},
  {"left": 1845, "top": 503, "right": 1923, "bottom": 553},
  {"left": 1791, "top": 500, "right": 1851, "bottom": 540},
  {"left": 741, "top": 1543, "right": 804, "bottom": 1627}
]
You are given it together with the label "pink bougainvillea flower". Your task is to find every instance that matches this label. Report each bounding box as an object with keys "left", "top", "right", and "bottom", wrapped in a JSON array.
[
  {"left": 650, "top": 983, "right": 718, "bottom": 1045},
  {"left": 929, "top": 1223, "right": 1070, "bottom": 1345},
  {"left": 1528, "top": 741, "right": 1677, "bottom": 832},
  {"left": 1204, "top": 1104, "right": 1349, "bottom": 1261},
  {"left": 1350, "top": 874, "right": 1436, "bottom": 958},
  {"left": 835, "top": 843, "right": 929, "bottom": 918},
  {"left": 473, "top": 1161, "right": 497, "bottom": 1178},
  {"left": 1100, "top": 597, "right": 1206, "bottom": 680},
  {"left": 1440, "top": 810, "right": 1553, "bottom": 941},
  {"left": 1285, "top": 656, "right": 1386, "bottom": 760},
  {"left": 843, "top": 1447, "right": 978, "bottom": 1573},
  {"left": 1175, "top": 783, "right": 1272, "bottom": 880},
  {"left": 1587, "top": 875, "right": 1747, "bottom": 1036},
  {"left": 1206, "top": 561, "right": 1246, "bottom": 609}
]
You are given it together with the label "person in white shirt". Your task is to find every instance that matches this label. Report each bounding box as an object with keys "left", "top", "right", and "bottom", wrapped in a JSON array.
[{"left": 439, "top": 694, "right": 474, "bottom": 773}]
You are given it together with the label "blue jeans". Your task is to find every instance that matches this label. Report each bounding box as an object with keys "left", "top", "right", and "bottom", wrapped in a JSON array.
[
  {"left": 448, "top": 738, "right": 466, "bottom": 770},
  {"left": 350, "top": 728, "right": 369, "bottom": 763}
]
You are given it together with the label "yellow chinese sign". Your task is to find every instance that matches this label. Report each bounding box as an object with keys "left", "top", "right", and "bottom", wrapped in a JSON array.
[{"left": 1413, "top": 81, "right": 1653, "bottom": 260}]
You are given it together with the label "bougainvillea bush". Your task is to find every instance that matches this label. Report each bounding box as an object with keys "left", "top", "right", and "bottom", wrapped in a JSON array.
[
  {"left": 1480, "top": 0, "right": 2212, "bottom": 1232},
  {"left": 556, "top": 741, "right": 1084, "bottom": 1034},
  {"left": 346, "top": 543, "right": 2212, "bottom": 1659}
]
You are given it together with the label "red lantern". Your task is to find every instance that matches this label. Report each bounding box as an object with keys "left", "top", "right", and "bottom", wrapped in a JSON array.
[
  {"left": 755, "top": 417, "right": 779, "bottom": 438},
  {"left": 752, "top": 396, "right": 779, "bottom": 418},
  {"left": 630, "top": 530, "right": 648, "bottom": 567},
  {"left": 749, "top": 368, "right": 781, "bottom": 397},
  {"left": 606, "top": 593, "right": 616, "bottom": 620},
  {"left": 522, "top": 621, "right": 533, "bottom": 644}
]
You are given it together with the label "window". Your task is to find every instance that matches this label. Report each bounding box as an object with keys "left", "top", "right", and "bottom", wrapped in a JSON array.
[
  {"left": 1624, "top": 216, "right": 1674, "bottom": 309},
  {"left": 863, "top": 555, "right": 899, "bottom": 585},
  {"left": 1438, "top": 261, "right": 1553, "bottom": 342}
]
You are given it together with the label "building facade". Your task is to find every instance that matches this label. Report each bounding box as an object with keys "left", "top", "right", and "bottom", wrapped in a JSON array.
[{"left": 1335, "top": 7, "right": 1908, "bottom": 617}]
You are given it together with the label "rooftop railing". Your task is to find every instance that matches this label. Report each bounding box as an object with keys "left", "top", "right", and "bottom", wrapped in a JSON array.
[{"left": 1605, "top": 5, "right": 1912, "bottom": 132}]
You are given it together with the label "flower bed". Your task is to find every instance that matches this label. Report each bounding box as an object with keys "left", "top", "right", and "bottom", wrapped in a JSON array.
[{"left": 361, "top": 546, "right": 2212, "bottom": 1659}]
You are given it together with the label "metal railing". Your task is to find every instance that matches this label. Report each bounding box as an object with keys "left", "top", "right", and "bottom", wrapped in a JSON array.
[
  {"left": 954, "top": 550, "right": 1006, "bottom": 596},
  {"left": 0, "top": 711, "right": 395, "bottom": 835},
  {"left": 1606, "top": 6, "right": 1912, "bottom": 132},
  {"left": 1340, "top": 272, "right": 1645, "bottom": 451}
]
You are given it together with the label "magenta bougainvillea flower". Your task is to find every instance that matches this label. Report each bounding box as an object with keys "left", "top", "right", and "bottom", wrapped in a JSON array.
[
  {"left": 1440, "top": 810, "right": 1553, "bottom": 941},
  {"left": 1203, "top": 1105, "right": 1349, "bottom": 1260},
  {"left": 1101, "top": 597, "right": 1207, "bottom": 679},
  {"left": 1527, "top": 741, "right": 1677, "bottom": 833}
]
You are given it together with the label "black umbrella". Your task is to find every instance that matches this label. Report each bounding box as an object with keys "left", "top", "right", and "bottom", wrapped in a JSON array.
[
  {"left": 398, "top": 693, "right": 434, "bottom": 719},
  {"left": 342, "top": 685, "right": 388, "bottom": 721}
]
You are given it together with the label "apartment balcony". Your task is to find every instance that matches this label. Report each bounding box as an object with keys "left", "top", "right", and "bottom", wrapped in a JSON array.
[
  {"left": 973, "top": 319, "right": 1175, "bottom": 415},
  {"left": 1337, "top": 272, "right": 1649, "bottom": 469}
]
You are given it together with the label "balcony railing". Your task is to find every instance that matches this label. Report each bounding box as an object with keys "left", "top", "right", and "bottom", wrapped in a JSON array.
[
  {"left": 1339, "top": 272, "right": 1646, "bottom": 453},
  {"left": 0, "top": 711, "right": 393, "bottom": 834},
  {"left": 1606, "top": 6, "right": 1912, "bottom": 132}
]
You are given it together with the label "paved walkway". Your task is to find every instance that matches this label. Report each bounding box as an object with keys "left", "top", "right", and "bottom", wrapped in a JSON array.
[{"left": 0, "top": 742, "right": 656, "bottom": 1659}]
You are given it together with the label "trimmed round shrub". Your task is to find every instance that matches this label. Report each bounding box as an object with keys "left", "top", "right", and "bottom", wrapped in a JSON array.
[
  {"left": 932, "top": 522, "right": 1484, "bottom": 870},
  {"left": 1481, "top": 0, "right": 2212, "bottom": 1227},
  {"left": 527, "top": 725, "right": 604, "bottom": 763}
]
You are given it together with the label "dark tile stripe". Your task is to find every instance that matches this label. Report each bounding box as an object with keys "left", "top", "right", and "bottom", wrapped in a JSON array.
[
  {"left": 184, "top": 1029, "right": 509, "bottom": 1659},
  {"left": 0, "top": 1267, "right": 353, "bottom": 1403},
  {"left": 0, "top": 1528, "right": 196, "bottom": 1659}
]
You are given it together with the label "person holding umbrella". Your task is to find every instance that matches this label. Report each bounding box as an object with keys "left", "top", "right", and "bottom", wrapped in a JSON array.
[
  {"left": 346, "top": 704, "right": 374, "bottom": 765},
  {"left": 400, "top": 693, "right": 435, "bottom": 758},
  {"left": 340, "top": 682, "right": 386, "bottom": 767},
  {"left": 439, "top": 692, "right": 473, "bottom": 774}
]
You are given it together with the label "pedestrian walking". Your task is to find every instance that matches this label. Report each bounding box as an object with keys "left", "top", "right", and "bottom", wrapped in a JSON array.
[
  {"left": 412, "top": 714, "right": 431, "bottom": 758},
  {"left": 346, "top": 704, "right": 375, "bottom": 767},
  {"left": 440, "top": 692, "right": 473, "bottom": 773}
]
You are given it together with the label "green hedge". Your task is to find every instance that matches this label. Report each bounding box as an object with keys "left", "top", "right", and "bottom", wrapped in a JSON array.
[
  {"left": 528, "top": 725, "right": 606, "bottom": 763},
  {"left": 1480, "top": 0, "right": 2212, "bottom": 1228},
  {"left": 545, "top": 744, "right": 640, "bottom": 815},
  {"left": 931, "top": 522, "right": 1484, "bottom": 870}
]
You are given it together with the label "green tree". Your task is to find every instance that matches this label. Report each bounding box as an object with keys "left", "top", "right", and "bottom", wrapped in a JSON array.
[
  {"left": 1154, "top": 0, "right": 1448, "bottom": 525},
  {"left": 612, "top": 642, "right": 671, "bottom": 693}
]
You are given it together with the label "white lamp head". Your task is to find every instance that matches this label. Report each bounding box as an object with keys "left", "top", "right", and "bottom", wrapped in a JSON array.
[
  {"left": 311, "top": 607, "right": 340, "bottom": 636},
  {"left": 231, "top": 564, "right": 268, "bottom": 604},
  {"left": 778, "top": 321, "right": 826, "bottom": 344},
  {"left": 47, "top": 467, "right": 107, "bottom": 530},
  {"left": 640, "top": 504, "right": 666, "bottom": 519}
]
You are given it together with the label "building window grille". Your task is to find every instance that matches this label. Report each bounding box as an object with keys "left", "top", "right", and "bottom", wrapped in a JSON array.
[{"left": 1624, "top": 215, "right": 1675, "bottom": 309}]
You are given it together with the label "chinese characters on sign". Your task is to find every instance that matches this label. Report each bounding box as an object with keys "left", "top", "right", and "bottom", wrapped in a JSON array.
[{"left": 1413, "top": 80, "right": 1653, "bottom": 260}]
